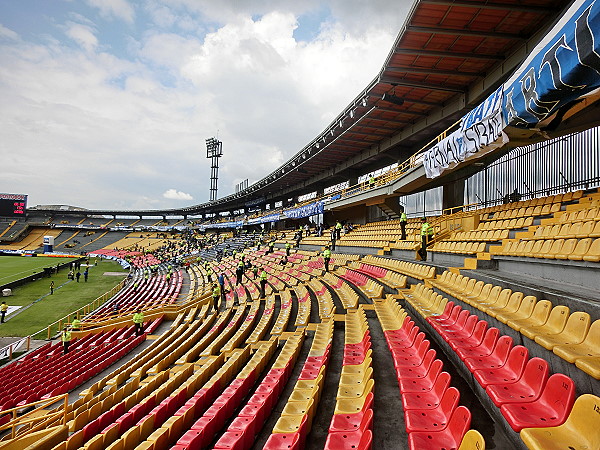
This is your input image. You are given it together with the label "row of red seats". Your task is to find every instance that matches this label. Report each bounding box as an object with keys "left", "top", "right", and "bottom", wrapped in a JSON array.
[
  {"left": 377, "top": 301, "right": 474, "bottom": 450},
  {"left": 427, "top": 302, "right": 577, "bottom": 432}
]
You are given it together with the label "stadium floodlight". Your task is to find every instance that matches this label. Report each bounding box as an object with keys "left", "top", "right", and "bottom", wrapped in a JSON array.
[
  {"left": 381, "top": 93, "right": 405, "bottom": 106},
  {"left": 205, "top": 137, "right": 223, "bottom": 202}
]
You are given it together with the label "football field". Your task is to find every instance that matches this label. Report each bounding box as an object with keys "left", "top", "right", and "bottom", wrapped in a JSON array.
[{"left": 0, "top": 255, "right": 77, "bottom": 286}]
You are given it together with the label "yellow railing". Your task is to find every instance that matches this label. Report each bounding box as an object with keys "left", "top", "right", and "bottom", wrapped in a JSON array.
[{"left": 0, "top": 394, "right": 68, "bottom": 439}]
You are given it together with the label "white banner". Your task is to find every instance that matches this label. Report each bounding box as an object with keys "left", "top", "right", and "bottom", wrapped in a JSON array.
[
  {"left": 422, "top": 90, "right": 508, "bottom": 179},
  {"left": 0, "top": 337, "right": 27, "bottom": 360}
]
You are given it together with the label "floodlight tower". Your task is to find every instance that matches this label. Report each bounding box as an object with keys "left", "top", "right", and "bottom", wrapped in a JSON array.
[{"left": 205, "top": 137, "right": 223, "bottom": 202}]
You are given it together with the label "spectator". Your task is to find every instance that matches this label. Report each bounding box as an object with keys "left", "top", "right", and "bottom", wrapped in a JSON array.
[{"left": 75, "top": 271, "right": 81, "bottom": 282}]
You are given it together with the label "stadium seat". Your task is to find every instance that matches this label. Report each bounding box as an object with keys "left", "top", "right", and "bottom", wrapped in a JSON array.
[
  {"left": 457, "top": 429, "right": 486, "bottom": 450},
  {"left": 506, "top": 300, "right": 552, "bottom": 332},
  {"left": 401, "top": 372, "right": 451, "bottom": 411},
  {"left": 486, "top": 357, "right": 549, "bottom": 407},
  {"left": 552, "top": 319, "right": 600, "bottom": 362},
  {"left": 404, "top": 386, "right": 460, "bottom": 432},
  {"left": 519, "top": 305, "right": 569, "bottom": 340},
  {"left": 534, "top": 311, "right": 591, "bottom": 350},
  {"left": 500, "top": 373, "right": 575, "bottom": 432},
  {"left": 473, "top": 345, "right": 529, "bottom": 388},
  {"left": 464, "top": 335, "right": 513, "bottom": 372},
  {"left": 519, "top": 394, "right": 600, "bottom": 450},
  {"left": 407, "top": 406, "right": 471, "bottom": 450}
]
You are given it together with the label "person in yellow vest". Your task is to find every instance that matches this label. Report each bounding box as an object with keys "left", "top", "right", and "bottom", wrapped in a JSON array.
[
  {"left": 259, "top": 269, "right": 268, "bottom": 299},
  {"left": 335, "top": 221, "right": 342, "bottom": 240},
  {"left": 285, "top": 242, "right": 291, "bottom": 257},
  {"left": 323, "top": 246, "right": 332, "bottom": 272},
  {"left": 0, "top": 302, "right": 8, "bottom": 323},
  {"left": 400, "top": 207, "right": 408, "bottom": 240},
  {"left": 133, "top": 309, "right": 144, "bottom": 336},
  {"left": 419, "top": 217, "right": 434, "bottom": 261},
  {"left": 61, "top": 328, "right": 72, "bottom": 354},
  {"left": 212, "top": 283, "right": 221, "bottom": 312},
  {"left": 71, "top": 318, "right": 81, "bottom": 331},
  {"left": 369, "top": 174, "right": 375, "bottom": 188}
]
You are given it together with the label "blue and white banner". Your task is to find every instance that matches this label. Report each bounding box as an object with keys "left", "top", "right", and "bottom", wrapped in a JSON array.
[
  {"left": 247, "top": 214, "right": 280, "bottom": 225},
  {"left": 283, "top": 201, "right": 324, "bottom": 219},
  {"left": 423, "top": 87, "right": 507, "bottom": 178},
  {"left": 503, "top": 0, "right": 600, "bottom": 127}
]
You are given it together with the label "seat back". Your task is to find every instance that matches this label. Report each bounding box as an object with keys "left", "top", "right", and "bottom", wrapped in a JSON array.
[
  {"left": 539, "top": 374, "right": 575, "bottom": 416},
  {"left": 457, "top": 429, "right": 485, "bottom": 450},
  {"left": 544, "top": 305, "right": 570, "bottom": 333},
  {"left": 505, "top": 345, "right": 529, "bottom": 374},
  {"left": 527, "top": 300, "right": 553, "bottom": 326},
  {"left": 491, "top": 335, "right": 513, "bottom": 361},
  {"left": 446, "top": 406, "right": 472, "bottom": 443},
  {"left": 562, "top": 311, "right": 591, "bottom": 342},
  {"left": 439, "top": 386, "right": 460, "bottom": 415},
  {"left": 513, "top": 296, "right": 537, "bottom": 319},
  {"left": 582, "top": 319, "right": 600, "bottom": 348},
  {"left": 479, "top": 327, "right": 499, "bottom": 352},
  {"left": 521, "top": 357, "right": 549, "bottom": 393}
]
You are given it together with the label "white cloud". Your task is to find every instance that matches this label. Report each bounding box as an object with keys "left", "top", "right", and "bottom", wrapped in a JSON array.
[
  {"left": 0, "top": 24, "right": 19, "bottom": 41},
  {"left": 85, "top": 0, "right": 135, "bottom": 23},
  {"left": 163, "top": 189, "right": 194, "bottom": 201},
  {"left": 65, "top": 23, "right": 98, "bottom": 52}
]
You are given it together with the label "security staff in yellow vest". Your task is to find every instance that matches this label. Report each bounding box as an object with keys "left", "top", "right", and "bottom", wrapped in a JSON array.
[
  {"left": 285, "top": 242, "right": 291, "bottom": 256},
  {"left": 133, "top": 310, "right": 144, "bottom": 336},
  {"left": 0, "top": 302, "right": 8, "bottom": 323},
  {"left": 400, "top": 207, "right": 408, "bottom": 240},
  {"left": 61, "top": 328, "right": 72, "bottom": 354},
  {"left": 212, "top": 284, "right": 221, "bottom": 312},
  {"left": 71, "top": 318, "right": 81, "bottom": 331},
  {"left": 259, "top": 269, "right": 268, "bottom": 299},
  {"left": 323, "top": 246, "right": 332, "bottom": 272},
  {"left": 419, "top": 217, "right": 434, "bottom": 261},
  {"left": 335, "top": 221, "right": 342, "bottom": 240}
]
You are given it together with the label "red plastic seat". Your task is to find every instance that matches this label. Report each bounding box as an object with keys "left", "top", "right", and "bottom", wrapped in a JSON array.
[
  {"left": 456, "top": 327, "right": 499, "bottom": 360},
  {"left": 442, "top": 314, "right": 479, "bottom": 340},
  {"left": 398, "top": 360, "right": 444, "bottom": 393},
  {"left": 500, "top": 373, "right": 575, "bottom": 432},
  {"left": 324, "top": 429, "right": 372, "bottom": 450},
  {"left": 486, "top": 357, "right": 549, "bottom": 407},
  {"left": 330, "top": 396, "right": 373, "bottom": 432},
  {"left": 397, "top": 350, "right": 437, "bottom": 379},
  {"left": 213, "top": 430, "right": 246, "bottom": 450},
  {"left": 402, "top": 372, "right": 451, "bottom": 411},
  {"left": 436, "top": 310, "right": 472, "bottom": 335},
  {"left": 407, "top": 405, "right": 471, "bottom": 450},
  {"left": 428, "top": 305, "right": 462, "bottom": 330},
  {"left": 448, "top": 320, "right": 488, "bottom": 350},
  {"left": 387, "top": 329, "right": 423, "bottom": 350},
  {"left": 405, "top": 386, "right": 460, "bottom": 432},
  {"left": 473, "top": 345, "right": 529, "bottom": 388},
  {"left": 392, "top": 340, "right": 431, "bottom": 367},
  {"left": 464, "top": 335, "right": 513, "bottom": 372}
]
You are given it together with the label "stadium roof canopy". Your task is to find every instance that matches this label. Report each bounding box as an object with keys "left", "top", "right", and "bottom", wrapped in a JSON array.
[{"left": 46, "top": 0, "right": 570, "bottom": 217}]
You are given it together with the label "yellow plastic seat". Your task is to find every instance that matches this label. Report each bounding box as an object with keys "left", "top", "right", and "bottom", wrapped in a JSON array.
[
  {"left": 553, "top": 319, "right": 600, "bottom": 362},
  {"left": 575, "top": 356, "right": 600, "bottom": 379},
  {"left": 337, "top": 378, "right": 374, "bottom": 399},
  {"left": 534, "top": 239, "right": 554, "bottom": 258},
  {"left": 458, "top": 429, "right": 486, "bottom": 450},
  {"left": 520, "top": 305, "right": 569, "bottom": 340},
  {"left": 582, "top": 238, "right": 600, "bottom": 262},
  {"left": 569, "top": 238, "right": 592, "bottom": 260},
  {"left": 555, "top": 238, "right": 577, "bottom": 259},
  {"left": 272, "top": 414, "right": 306, "bottom": 434},
  {"left": 465, "top": 283, "right": 493, "bottom": 307},
  {"left": 495, "top": 295, "right": 536, "bottom": 325},
  {"left": 507, "top": 300, "right": 552, "bottom": 333},
  {"left": 476, "top": 286, "right": 506, "bottom": 310},
  {"left": 487, "top": 291, "right": 523, "bottom": 319},
  {"left": 281, "top": 398, "right": 314, "bottom": 417},
  {"left": 534, "top": 311, "right": 591, "bottom": 350},
  {"left": 520, "top": 394, "right": 600, "bottom": 450}
]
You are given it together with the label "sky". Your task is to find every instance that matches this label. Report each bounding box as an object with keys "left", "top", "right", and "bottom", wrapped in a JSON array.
[{"left": 0, "top": 0, "right": 413, "bottom": 210}]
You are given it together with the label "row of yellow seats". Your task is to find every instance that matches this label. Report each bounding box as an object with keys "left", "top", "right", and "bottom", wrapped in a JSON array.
[
  {"left": 500, "top": 237, "right": 600, "bottom": 261},
  {"left": 478, "top": 191, "right": 580, "bottom": 215},
  {"left": 528, "top": 221, "right": 600, "bottom": 240},
  {"left": 491, "top": 203, "right": 560, "bottom": 220},
  {"left": 431, "top": 241, "right": 486, "bottom": 254},
  {"left": 403, "top": 284, "right": 448, "bottom": 319},
  {"left": 453, "top": 229, "right": 509, "bottom": 242},
  {"left": 362, "top": 255, "right": 435, "bottom": 280},
  {"left": 477, "top": 216, "right": 533, "bottom": 231},
  {"left": 557, "top": 206, "right": 600, "bottom": 224}
]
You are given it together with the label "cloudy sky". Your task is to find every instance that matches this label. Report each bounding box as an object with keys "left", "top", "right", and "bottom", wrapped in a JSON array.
[{"left": 0, "top": 0, "right": 412, "bottom": 210}]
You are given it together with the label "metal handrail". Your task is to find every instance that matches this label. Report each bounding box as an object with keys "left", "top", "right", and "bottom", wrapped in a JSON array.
[{"left": 0, "top": 393, "right": 68, "bottom": 439}]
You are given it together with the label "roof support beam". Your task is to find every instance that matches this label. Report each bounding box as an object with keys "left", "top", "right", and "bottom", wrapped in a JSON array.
[
  {"left": 380, "top": 76, "right": 465, "bottom": 93},
  {"left": 373, "top": 106, "right": 428, "bottom": 117},
  {"left": 407, "top": 25, "right": 525, "bottom": 40},
  {"left": 419, "top": 0, "right": 556, "bottom": 14},
  {"left": 385, "top": 66, "right": 481, "bottom": 78},
  {"left": 370, "top": 91, "right": 440, "bottom": 107},
  {"left": 394, "top": 48, "right": 504, "bottom": 60}
]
